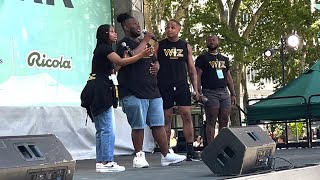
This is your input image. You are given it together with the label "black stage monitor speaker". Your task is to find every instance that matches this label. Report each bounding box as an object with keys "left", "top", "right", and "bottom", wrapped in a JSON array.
[
  {"left": 201, "top": 126, "right": 276, "bottom": 175},
  {"left": 0, "top": 134, "right": 75, "bottom": 180}
]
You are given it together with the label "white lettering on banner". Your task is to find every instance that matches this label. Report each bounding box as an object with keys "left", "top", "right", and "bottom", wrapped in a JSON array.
[
  {"left": 27, "top": 51, "right": 72, "bottom": 70},
  {"left": 20, "top": 0, "right": 74, "bottom": 8}
]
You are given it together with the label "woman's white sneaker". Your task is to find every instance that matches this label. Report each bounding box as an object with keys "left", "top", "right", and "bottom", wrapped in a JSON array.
[{"left": 96, "top": 162, "right": 125, "bottom": 172}]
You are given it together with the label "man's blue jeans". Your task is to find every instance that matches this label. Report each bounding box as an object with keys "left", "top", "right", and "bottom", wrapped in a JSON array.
[{"left": 93, "top": 107, "right": 115, "bottom": 162}]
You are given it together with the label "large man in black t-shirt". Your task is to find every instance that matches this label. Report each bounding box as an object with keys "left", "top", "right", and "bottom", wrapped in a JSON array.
[
  {"left": 195, "top": 35, "right": 236, "bottom": 144},
  {"left": 116, "top": 13, "right": 186, "bottom": 168},
  {"left": 154, "top": 19, "right": 201, "bottom": 161}
]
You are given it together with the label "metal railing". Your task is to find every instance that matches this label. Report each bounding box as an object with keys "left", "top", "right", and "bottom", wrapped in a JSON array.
[{"left": 247, "top": 96, "right": 310, "bottom": 148}]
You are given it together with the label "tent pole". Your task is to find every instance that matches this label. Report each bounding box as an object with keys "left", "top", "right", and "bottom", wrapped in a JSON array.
[
  {"left": 285, "top": 122, "right": 289, "bottom": 148},
  {"left": 280, "top": 37, "right": 285, "bottom": 86}
]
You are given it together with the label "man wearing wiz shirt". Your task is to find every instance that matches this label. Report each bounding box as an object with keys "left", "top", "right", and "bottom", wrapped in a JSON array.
[
  {"left": 195, "top": 35, "right": 236, "bottom": 144},
  {"left": 154, "top": 19, "right": 201, "bottom": 161},
  {"left": 116, "top": 13, "right": 186, "bottom": 168}
]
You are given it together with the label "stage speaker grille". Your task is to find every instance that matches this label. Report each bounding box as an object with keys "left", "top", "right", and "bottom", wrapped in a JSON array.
[
  {"left": 201, "top": 126, "right": 276, "bottom": 175},
  {"left": 0, "top": 134, "right": 75, "bottom": 180}
]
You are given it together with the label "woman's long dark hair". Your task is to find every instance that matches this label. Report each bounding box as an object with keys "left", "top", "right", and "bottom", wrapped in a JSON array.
[{"left": 95, "top": 24, "right": 111, "bottom": 48}]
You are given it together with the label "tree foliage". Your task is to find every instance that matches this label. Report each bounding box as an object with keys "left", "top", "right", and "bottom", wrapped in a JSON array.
[
  {"left": 249, "top": 1, "right": 320, "bottom": 86},
  {"left": 144, "top": 0, "right": 320, "bottom": 125},
  {"left": 144, "top": 0, "right": 193, "bottom": 38}
]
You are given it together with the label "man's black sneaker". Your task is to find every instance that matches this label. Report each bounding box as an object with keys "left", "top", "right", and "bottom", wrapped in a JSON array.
[{"left": 186, "top": 151, "right": 201, "bottom": 161}]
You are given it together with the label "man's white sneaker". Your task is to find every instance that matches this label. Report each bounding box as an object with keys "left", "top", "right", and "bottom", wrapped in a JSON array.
[
  {"left": 96, "top": 162, "right": 125, "bottom": 172},
  {"left": 161, "top": 152, "right": 186, "bottom": 166},
  {"left": 133, "top": 151, "right": 149, "bottom": 168},
  {"left": 168, "top": 148, "right": 175, "bottom": 154}
]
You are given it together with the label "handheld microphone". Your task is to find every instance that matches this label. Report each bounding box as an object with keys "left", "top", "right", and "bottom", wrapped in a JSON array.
[
  {"left": 121, "top": 42, "right": 134, "bottom": 57},
  {"left": 143, "top": 30, "right": 157, "bottom": 42},
  {"left": 191, "top": 92, "right": 209, "bottom": 104}
]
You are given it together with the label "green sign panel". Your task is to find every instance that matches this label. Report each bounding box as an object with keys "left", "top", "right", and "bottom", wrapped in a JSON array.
[{"left": 0, "top": 0, "right": 112, "bottom": 106}]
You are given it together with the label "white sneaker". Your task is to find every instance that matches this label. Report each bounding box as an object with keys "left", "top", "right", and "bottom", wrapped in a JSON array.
[
  {"left": 96, "top": 162, "right": 125, "bottom": 172},
  {"left": 168, "top": 148, "right": 175, "bottom": 154},
  {"left": 161, "top": 152, "right": 186, "bottom": 166},
  {"left": 133, "top": 151, "right": 149, "bottom": 168}
]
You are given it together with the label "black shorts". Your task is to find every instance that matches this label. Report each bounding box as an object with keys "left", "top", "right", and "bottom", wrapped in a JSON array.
[{"left": 159, "top": 83, "right": 191, "bottom": 110}]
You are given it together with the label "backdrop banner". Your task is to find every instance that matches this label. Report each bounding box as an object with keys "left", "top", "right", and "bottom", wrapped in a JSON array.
[
  {"left": 0, "top": 0, "right": 155, "bottom": 159},
  {"left": 0, "top": 0, "right": 112, "bottom": 106}
]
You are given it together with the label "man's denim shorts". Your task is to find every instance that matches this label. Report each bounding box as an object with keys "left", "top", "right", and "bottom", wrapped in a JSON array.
[{"left": 121, "top": 96, "right": 165, "bottom": 129}]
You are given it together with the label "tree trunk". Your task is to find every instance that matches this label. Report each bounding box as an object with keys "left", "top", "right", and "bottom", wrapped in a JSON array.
[
  {"left": 143, "top": 1, "right": 152, "bottom": 31},
  {"left": 143, "top": 0, "right": 164, "bottom": 38},
  {"left": 241, "top": 65, "right": 249, "bottom": 113},
  {"left": 230, "top": 59, "right": 242, "bottom": 127},
  {"left": 173, "top": 0, "right": 193, "bottom": 21}
]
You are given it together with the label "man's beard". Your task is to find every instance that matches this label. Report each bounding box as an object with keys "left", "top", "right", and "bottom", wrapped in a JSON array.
[
  {"left": 207, "top": 45, "right": 218, "bottom": 51},
  {"left": 130, "top": 28, "right": 140, "bottom": 38}
]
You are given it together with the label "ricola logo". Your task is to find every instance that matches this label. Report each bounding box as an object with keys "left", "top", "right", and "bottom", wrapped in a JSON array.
[{"left": 27, "top": 51, "right": 72, "bottom": 70}]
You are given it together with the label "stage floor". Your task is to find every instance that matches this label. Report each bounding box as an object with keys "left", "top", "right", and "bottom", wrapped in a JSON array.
[{"left": 73, "top": 147, "right": 320, "bottom": 180}]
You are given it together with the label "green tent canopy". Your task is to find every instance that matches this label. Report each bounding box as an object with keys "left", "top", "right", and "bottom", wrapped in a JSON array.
[{"left": 247, "top": 61, "right": 320, "bottom": 125}]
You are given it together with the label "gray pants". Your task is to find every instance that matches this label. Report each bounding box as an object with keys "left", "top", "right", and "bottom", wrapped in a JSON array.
[{"left": 202, "top": 88, "right": 231, "bottom": 109}]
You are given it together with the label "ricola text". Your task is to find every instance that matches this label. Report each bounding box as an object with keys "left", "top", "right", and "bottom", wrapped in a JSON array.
[{"left": 27, "top": 51, "right": 72, "bottom": 70}]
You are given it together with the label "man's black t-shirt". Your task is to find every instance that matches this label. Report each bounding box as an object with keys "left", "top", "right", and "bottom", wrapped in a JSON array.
[
  {"left": 195, "top": 52, "right": 230, "bottom": 90},
  {"left": 157, "top": 39, "right": 189, "bottom": 88},
  {"left": 116, "top": 37, "right": 161, "bottom": 99}
]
